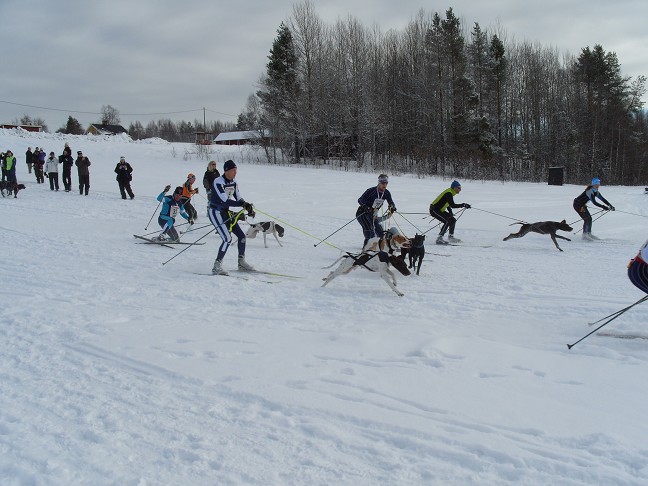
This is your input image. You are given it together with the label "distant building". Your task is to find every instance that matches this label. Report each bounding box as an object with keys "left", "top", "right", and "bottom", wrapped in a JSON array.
[
  {"left": 1, "top": 124, "right": 42, "bottom": 132},
  {"left": 194, "top": 131, "right": 213, "bottom": 145},
  {"left": 87, "top": 124, "right": 128, "bottom": 136},
  {"left": 213, "top": 130, "right": 270, "bottom": 146}
]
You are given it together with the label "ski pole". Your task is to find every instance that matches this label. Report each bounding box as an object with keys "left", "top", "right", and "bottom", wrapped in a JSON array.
[
  {"left": 145, "top": 199, "right": 163, "bottom": 230},
  {"left": 314, "top": 216, "right": 360, "bottom": 248},
  {"left": 567, "top": 295, "right": 648, "bottom": 349},
  {"left": 253, "top": 207, "right": 343, "bottom": 250},
  {"left": 162, "top": 228, "right": 215, "bottom": 266},
  {"left": 572, "top": 209, "right": 608, "bottom": 235},
  {"left": 588, "top": 295, "right": 648, "bottom": 326}
]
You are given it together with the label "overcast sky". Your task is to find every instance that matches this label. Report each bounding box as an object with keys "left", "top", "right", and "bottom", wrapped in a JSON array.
[{"left": 1, "top": 0, "right": 646, "bottom": 133}]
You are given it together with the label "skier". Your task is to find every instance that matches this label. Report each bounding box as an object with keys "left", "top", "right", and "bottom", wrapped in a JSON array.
[
  {"left": 356, "top": 174, "right": 397, "bottom": 249},
  {"left": 208, "top": 160, "right": 255, "bottom": 275},
  {"left": 156, "top": 185, "right": 192, "bottom": 242},
  {"left": 628, "top": 240, "right": 648, "bottom": 294},
  {"left": 573, "top": 177, "right": 615, "bottom": 240},
  {"left": 180, "top": 173, "right": 199, "bottom": 221},
  {"left": 114, "top": 156, "right": 135, "bottom": 199},
  {"left": 429, "top": 180, "right": 471, "bottom": 245}
]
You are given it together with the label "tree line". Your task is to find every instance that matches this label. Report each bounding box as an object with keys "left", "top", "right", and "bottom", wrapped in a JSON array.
[
  {"left": 246, "top": 2, "right": 647, "bottom": 185},
  {"left": 14, "top": 107, "right": 236, "bottom": 144}
]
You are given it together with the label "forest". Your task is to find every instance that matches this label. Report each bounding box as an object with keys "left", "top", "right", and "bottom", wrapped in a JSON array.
[{"left": 245, "top": 3, "right": 647, "bottom": 184}]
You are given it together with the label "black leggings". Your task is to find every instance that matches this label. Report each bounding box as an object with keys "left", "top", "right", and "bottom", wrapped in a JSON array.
[
  {"left": 573, "top": 203, "right": 591, "bottom": 233},
  {"left": 429, "top": 206, "right": 455, "bottom": 236}
]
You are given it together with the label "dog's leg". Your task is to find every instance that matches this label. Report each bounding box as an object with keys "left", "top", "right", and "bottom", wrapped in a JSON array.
[
  {"left": 321, "top": 258, "right": 355, "bottom": 287},
  {"left": 555, "top": 235, "right": 571, "bottom": 241},
  {"left": 416, "top": 255, "right": 423, "bottom": 275},
  {"left": 263, "top": 232, "right": 268, "bottom": 248},
  {"left": 550, "top": 234, "right": 563, "bottom": 252},
  {"left": 273, "top": 230, "right": 283, "bottom": 247},
  {"left": 380, "top": 267, "right": 404, "bottom": 296}
]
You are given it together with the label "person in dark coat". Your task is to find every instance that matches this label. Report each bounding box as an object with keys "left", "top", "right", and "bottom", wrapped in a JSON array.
[
  {"left": 25, "top": 147, "right": 33, "bottom": 174},
  {"left": 203, "top": 160, "right": 220, "bottom": 200},
  {"left": 75, "top": 150, "right": 91, "bottom": 195},
  {"left": 59, "top": 149, "right": 74, "bottom": 192},
  {"left": 114, "top": 156, "right": 135, "bottom": 199},
  {"left": 33, "top": 148, "right": 45, "bottom": 183}
]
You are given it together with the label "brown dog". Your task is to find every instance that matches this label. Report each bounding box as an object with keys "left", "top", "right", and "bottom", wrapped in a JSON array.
[
  {"left": 503, "top": 220, "right": 573, "bottom": 251},
  {"left": 321, "top": 235, "right": 411, "bottom": 296}
]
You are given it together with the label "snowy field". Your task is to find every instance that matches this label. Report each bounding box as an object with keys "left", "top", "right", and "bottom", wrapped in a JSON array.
[{"left": 1, "top": 128, "right": 647, "bottom": 485}]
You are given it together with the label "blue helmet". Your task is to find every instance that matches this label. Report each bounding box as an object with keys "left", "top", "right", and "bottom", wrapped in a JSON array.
[
  {"left": 591, "top": 177, "right": 601, "bottom": 185},
  {"left": 451, "top": 180, "right": 461, "bottom": 189}
]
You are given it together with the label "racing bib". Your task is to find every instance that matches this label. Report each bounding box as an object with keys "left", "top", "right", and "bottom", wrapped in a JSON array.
[
  {"left": 170, "top": 205, "right": 179, "bottom": 218},
  {"left": 225, "top": 186, "right": 235, "bottom": 197},
  {"left": 372, "top": 198, "right": 385, "bottom": 209}
]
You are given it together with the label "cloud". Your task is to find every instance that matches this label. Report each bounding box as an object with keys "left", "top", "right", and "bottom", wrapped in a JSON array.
[{"left": 1, "top": 0, "right": 645, "bottom": 132}]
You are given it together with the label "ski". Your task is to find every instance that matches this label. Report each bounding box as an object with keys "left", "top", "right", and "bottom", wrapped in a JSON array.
[
  {"left": 192, "top": 272, "right": 278, "bottom": 284},
  {"left": 133, "top": 234, "right": 174, "bottom": 248},
  {"left": 237, "top": 269, "right": 303, "bottom": 279},
  {"left": 597, "top": 332, "right": 648, "bottom": 341},
  {"left": 134, "top": 234, "right": 205, "bottom": 246}
]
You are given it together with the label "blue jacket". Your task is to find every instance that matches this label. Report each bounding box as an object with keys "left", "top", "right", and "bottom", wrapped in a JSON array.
[{"left": 157, "top": 192, "right": 189, "bottom": 226}]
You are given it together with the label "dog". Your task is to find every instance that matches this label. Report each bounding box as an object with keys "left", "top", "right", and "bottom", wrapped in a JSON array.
[
  {"left": 0, "top": 181, "right": 26, "bottom": 198},
  {"left": 503, "top": 220, "right": 573, "bottom": 251},
  {"left": 246, "top": 221, "right": 285, "bottom": 248},
  {"left": 321, "top": 234, "right": 411, "bottom": 296},
  {"left": 400, "top": 233, "right": 426, "bottom": 275}
]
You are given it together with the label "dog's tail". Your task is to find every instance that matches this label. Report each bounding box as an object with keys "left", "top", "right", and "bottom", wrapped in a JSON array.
[{"left": 322, "top": 255, "right": 348, "bottom": 269}]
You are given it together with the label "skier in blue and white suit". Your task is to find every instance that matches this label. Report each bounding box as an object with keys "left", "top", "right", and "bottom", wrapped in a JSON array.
[
  {"left": 356, "top": 174, "right": 397, "bottom": 249},
  {"left": 208, "top": 160, "right": 255, "bottom": 275},
  {"left": 157, "top": 185, "right": 191, "bottom": 242}
]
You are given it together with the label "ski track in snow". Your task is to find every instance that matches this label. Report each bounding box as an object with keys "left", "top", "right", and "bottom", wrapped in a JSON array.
[{"left": 1, "top": 130, "right": 648, "bottom": 485}]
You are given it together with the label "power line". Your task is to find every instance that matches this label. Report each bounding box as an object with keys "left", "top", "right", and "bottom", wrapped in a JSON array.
[{"left": 0, "top": 100, "right": 236, "bottom": 118}]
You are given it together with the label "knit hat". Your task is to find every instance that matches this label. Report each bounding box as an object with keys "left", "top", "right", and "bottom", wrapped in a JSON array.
[
  {"left": 77, "top": 151, "right": 83, "bottom": 155},
  {"left": 187, "top": 173, "right": 195, "bottom": 179},
  {"left": 173, "top": 186, "right": 183, "bottom": 195},
  {"left": 378, "top": 174, "right": 389, "bottom": 184},
  {"left": 223, "top": 160, "right": 237, "bottom": 171},
  {"left": 451, "top": 180, "right": 461, "bottom": 189},
  {"left": 591, "top": 177, "right": 601, "bottom": 185}
]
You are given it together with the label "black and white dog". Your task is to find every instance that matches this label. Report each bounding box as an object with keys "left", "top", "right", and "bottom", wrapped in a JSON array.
[
  {"left": 321, "top": 235, "right": 411, "bottom": 296},
  {"left": 246, "top": 221, "right": 285, "bottom": 248}
]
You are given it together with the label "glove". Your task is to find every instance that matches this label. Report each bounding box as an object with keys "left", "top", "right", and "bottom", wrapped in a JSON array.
[
  {"left": 609, "top": 205, "right": 615, "bottom": 211},
  {"left": 194, "top": 188, "right": 199, "bottom": 194},
  {"left": 188, "top": 218, "right": 194, "bottom": 225},
  {"left": 243, "top": 201, "right": 254, "bottom": 213},
  {"left": 388, "top": 205, "right": 396, "bottom": 214},
  {"left": 463, "top": 203, "right": 471, "bottom": 209},
  {"left": 164, "top": 185, "right": 171, "bottom": 193},
  {"left": 602, "top": 205, "right": 610, "bottom": 211}
]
